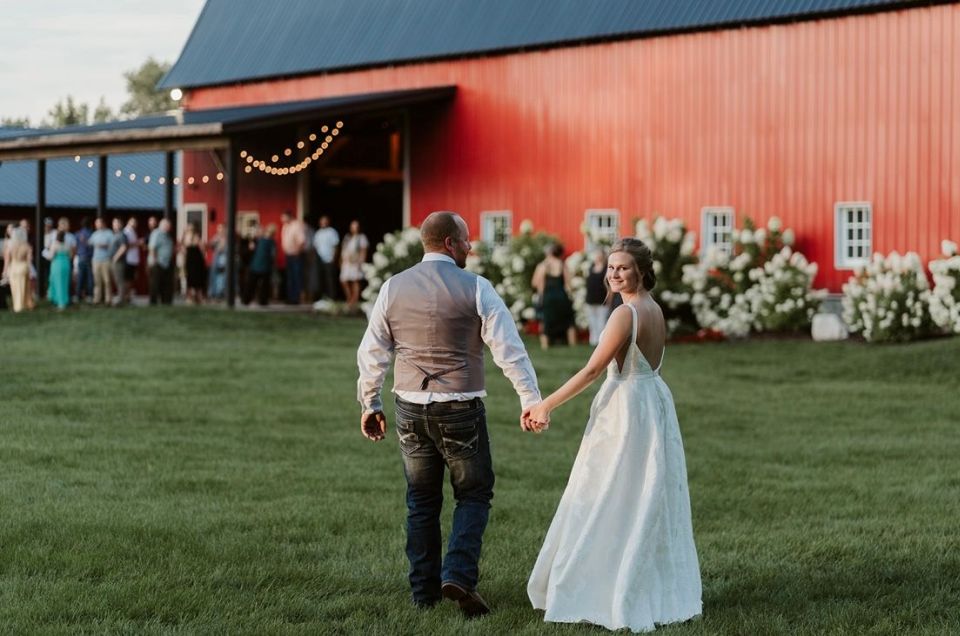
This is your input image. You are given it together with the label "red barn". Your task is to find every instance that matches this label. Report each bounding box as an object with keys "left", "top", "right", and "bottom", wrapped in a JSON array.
[{"left": 3, "top": 0, "right": 958, "bottom": 300}]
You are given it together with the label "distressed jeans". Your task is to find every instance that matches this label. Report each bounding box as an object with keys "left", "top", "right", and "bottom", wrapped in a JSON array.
[{"left": 394, "top": 397, "right": 494, "bottom": 605}]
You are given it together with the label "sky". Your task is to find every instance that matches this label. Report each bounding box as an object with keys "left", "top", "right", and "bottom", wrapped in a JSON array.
[{"left": 1, "top": 0, "right": 207, "bottom": 124}]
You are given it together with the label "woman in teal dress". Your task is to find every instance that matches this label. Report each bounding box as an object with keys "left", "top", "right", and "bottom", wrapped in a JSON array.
[{"left": 47, "top": 230, "right": 73, "bottom": 309}]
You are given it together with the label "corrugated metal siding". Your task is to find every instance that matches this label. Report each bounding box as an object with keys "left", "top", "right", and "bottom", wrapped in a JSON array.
[
  {"left": 0, "top": 153, "right": 175, "bottom": 209},
  {"left": 161, "top": 0, "right": 925, "bottom": 89},
  {"left": 184, "top": 3, "right": 960, "bottom": 291}
]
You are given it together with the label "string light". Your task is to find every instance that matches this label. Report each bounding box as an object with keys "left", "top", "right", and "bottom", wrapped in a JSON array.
[
  {"left": 66, "top": 120, "right": 347, "bottom": 185},
  {"left": 237, "top": 120, "right": 345, "bottom": 177}
]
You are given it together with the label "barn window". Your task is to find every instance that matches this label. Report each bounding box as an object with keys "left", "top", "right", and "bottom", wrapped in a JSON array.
[
  {"left": 480, "top": 210, "right": 512, "bottom": 246},
  {"left": 700, "top": 207, "right": 735, "bottom": 255},
  {"left": 584, "top": 209, "right": 620, "bottom": 250},
  {"left": 835, "top": 202, "right": 872, "bottom": 269}
]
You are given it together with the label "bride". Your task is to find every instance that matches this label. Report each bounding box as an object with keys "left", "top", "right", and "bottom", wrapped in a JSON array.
[{"left": 522, "top": 238, "right": 702, "bottom": 633}]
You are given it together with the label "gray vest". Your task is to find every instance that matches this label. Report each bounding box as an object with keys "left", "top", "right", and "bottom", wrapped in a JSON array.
[{"left": 384, "top": 260, "right": 485, "bottom": 393}]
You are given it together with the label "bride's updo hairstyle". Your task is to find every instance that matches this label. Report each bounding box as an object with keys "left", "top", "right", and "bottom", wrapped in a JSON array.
[{"left": 608, "top": 238, "right": 657, "bottom": 291}]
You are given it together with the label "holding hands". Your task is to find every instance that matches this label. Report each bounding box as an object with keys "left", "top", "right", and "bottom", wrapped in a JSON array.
[{"left": 521, "top": 401, "right": 552, "bottom": 433}]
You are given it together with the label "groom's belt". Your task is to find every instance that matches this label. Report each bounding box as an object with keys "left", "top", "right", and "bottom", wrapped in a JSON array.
[{"left": 396, "top": 396, "right": 483, "bottom": 411}]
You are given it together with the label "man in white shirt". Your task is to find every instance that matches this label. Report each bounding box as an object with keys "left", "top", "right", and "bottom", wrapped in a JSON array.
[
  {"left": 122, "top": 217, "right": 141, "bottom": 302},
  {"left": 312, "top": 215, "right": 339, "bottom": 300},
  {"left": 357, "top": 211, "right": 541, "bottom": 617}
]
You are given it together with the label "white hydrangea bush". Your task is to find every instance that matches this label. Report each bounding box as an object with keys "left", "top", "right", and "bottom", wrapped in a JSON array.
[
  {"left": 744, "top": 247, "right": 826, "bottom": 333},
  {"left": 493, "top": 221, "right": 559, "bottom": 323},
  {"left": 635, "top": 216, "right": 698, "bottom": 335},
  {"left": 928, "top": 239, "right": 960, "bottom": 334},
  {"left": 841, "top": 251, "right": 934, "bottom": 343},
  {"left": 681, "top": 217, "right": 821, "bottom": 337},
  {"left": 360, "top": 227, "right": 424, "bottom": 315},
  {"left": 564, "top": 250, "right": 593, "bottom": 329},
  {"left": 682, "top": 247, "right": 755, "bottom": 337}
]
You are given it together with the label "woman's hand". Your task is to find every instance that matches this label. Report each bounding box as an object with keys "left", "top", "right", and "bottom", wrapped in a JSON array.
[{"left": 521, "top": 402, "right": 551, "bottom": 433}]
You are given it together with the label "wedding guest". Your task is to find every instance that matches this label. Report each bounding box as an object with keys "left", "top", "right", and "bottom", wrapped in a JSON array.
[
  {"left": 39, "top": 217, "right": 55, "bottom": 295},
  {"left": 110, "top": 218, "right": 128, "bottom": 305},
  {"left": 207, "top": 225, "right": 228, "bottom": 299},
  {"left": 313, "top": 214, "right": 339, "bottom": 301},
  {"left": 181, "top": 223, "right": 207, "bottom": 304},
  {"left": 148, "top": 218, "right": 175, "bottom": 305},
  {"left": 75, "top": 217, "right": 94, "bottom": 303},
  {"left": 585, "top": 248, "right": 612, "bottom": 346},
  {"left": 7, "top": 228, "right": 33, "bottom": 312},
  {"left": 47, "top": 230, "right": 73, "bottom": 310},
  {"left": 122, "top": 217, "right": 142, "bottom": 302},
  {"left": 90, "top": 217, "right": 115, "bottom": 305},
  {"left": 248, "top": 224, "right": 277, "bottom": 306},
  {"left": 339, "top": 219, "right": 368, "bottom": 311},
  {"left": 281, "top": 211, "right": 306, "bottom": 304},
  {"left": 532, "top": 243, "right": 577, "bottom": 349}
]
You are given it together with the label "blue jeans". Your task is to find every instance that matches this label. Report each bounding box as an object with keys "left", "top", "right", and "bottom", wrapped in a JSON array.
[
  {"left": 76, "top": 259, "right": 93, "bottom": 300},
  {"left": 285, "top": 253, "right": 303, "bottom": 303},
  {"left": 394, "top": 397, "right": 494, "bottom": 604}
]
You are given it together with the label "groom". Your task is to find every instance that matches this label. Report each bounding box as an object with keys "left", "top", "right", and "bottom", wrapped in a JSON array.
[{"left": 357, "top": 211, "right": 541, "bottom": 616}]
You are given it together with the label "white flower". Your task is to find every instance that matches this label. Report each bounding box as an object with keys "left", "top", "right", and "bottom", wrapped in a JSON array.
[
  {"left": 511, "top": 256, "right": 525, "bottom": 273},
  {"left": 519, "top": 219, "right": 534, "bottom": 234},
  {"left": 767, "top": 217, "right": 782, "bottom": 232},
  {"left": 942, "top": 239, "right": 958, "bottom": 256},
  {"left": 739, "top": 229, "right": 754, "bottom": 244},
  {"left": 384, "top": 233, "right": 396, "bottom": 246},
  {"left": 754, "top": 228, "right": 767, "bottom": 244},
  {"left": 394, "top": 242, "right": 409, "bottom": 258},
  {"left": 402, "top": 227, "right": 421, "bottom": 244},
  {"left": 782, "top": 229, "right": 795, "bottom": 246},
  {"left": 373, "top": 252, "right": 389, "bottom": 268}
]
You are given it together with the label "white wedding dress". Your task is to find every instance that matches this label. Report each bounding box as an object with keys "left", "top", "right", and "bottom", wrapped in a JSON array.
[{"left": 528, "top": 304, "right": 702, "bottom": 633}]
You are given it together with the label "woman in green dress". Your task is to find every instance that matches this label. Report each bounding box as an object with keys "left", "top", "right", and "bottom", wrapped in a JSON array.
[{"left": 47, "top": 230, "right": 73, "bottom": 309}]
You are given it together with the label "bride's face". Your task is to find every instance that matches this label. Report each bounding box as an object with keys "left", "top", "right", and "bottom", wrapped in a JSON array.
[{"left": 607, "top": 251, "right": 639, "bottom": 294}]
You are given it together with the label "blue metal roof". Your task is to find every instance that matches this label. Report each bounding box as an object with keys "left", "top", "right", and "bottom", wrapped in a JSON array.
[
  {"left": 0, "top": 150, "right": 176, "bottom": 210},
  {"left": 0, "top": 87, "right": 455, "bottom": 161},
  {"left": 161, "top": 0, "right": 924, "bottom": 89}
]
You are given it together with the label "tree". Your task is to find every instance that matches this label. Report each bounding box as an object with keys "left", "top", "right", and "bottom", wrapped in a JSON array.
[
  {"left": 120, "top": 57, "right": 175, "bottom": 116},
  {"left": 0, "top": 116, "right": 30, "bottom": 128},
  {"left": 93, "top": 97, "right": 113, "bottom": 123},
  {"left": 46, "top": 96, "right": 89, "bottom": 127}
]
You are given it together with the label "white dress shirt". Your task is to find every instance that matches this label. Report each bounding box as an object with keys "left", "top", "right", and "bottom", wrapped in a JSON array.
[{"left": 357, "top": 252, "right": 541, "bottom": 414}]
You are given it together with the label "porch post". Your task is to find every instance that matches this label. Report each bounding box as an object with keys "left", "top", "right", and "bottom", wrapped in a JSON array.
[
  {"left": 34, "top": 159, "right": 45, "bottom": 278},
  {"left": 164, "top": 151, "right": 175, "bottom": 221},
  {"left": 97, "top": 155, "right": 107, "bottom": 219},
  {"left": 225, "top": 139, "right": 238, "bottom": 307}
]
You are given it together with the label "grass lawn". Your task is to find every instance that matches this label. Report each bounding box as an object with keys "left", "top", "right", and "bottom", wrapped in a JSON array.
[{"left": 1, "top": 307, "right": 958, "bottom": 635}]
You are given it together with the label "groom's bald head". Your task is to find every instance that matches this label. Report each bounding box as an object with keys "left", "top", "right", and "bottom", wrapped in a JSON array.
[{"left": 420, "top": 211, "right": 467, "bottom": 252}]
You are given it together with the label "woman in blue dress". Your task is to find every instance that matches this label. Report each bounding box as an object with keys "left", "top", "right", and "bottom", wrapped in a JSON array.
[{"left": 47, "top": 230, "right": 73, "bottom": 309}]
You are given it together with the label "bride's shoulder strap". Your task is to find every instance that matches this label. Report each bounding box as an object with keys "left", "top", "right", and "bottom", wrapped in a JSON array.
[{"left": 626, "top": 303, "right": 638, "bottom": 343}]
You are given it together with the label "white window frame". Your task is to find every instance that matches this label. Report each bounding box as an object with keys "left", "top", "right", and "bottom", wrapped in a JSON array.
[
  {"left": 179, "top": 202, "right": 208, "bottom": 242},
  {"left": 700, "top": 206, "right": 735, "bottom": 255},
  {"left": 238, "top": 210, "right": 260, "bottom": 239},
  {"left": 480, "top": 210, "right": 512, "bottom": 246},
  {"left": 834, "top": 202, "right": 872, "bottom": 269},
  {"left": 584, "top": 209, "right": 620, "bottom": 251}
]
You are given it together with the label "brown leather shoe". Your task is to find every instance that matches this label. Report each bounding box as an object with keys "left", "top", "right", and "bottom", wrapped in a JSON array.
[{"left": 441, "top": 580, "right": 491, "bottom": 618}]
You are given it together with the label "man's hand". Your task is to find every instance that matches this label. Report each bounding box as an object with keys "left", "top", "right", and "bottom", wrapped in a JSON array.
[
  {"left": 520, "top": 402, "right": 550, "bottom": 433},
  {"left": 361, "top": 410, "right": 387, "bottom": 441}
]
